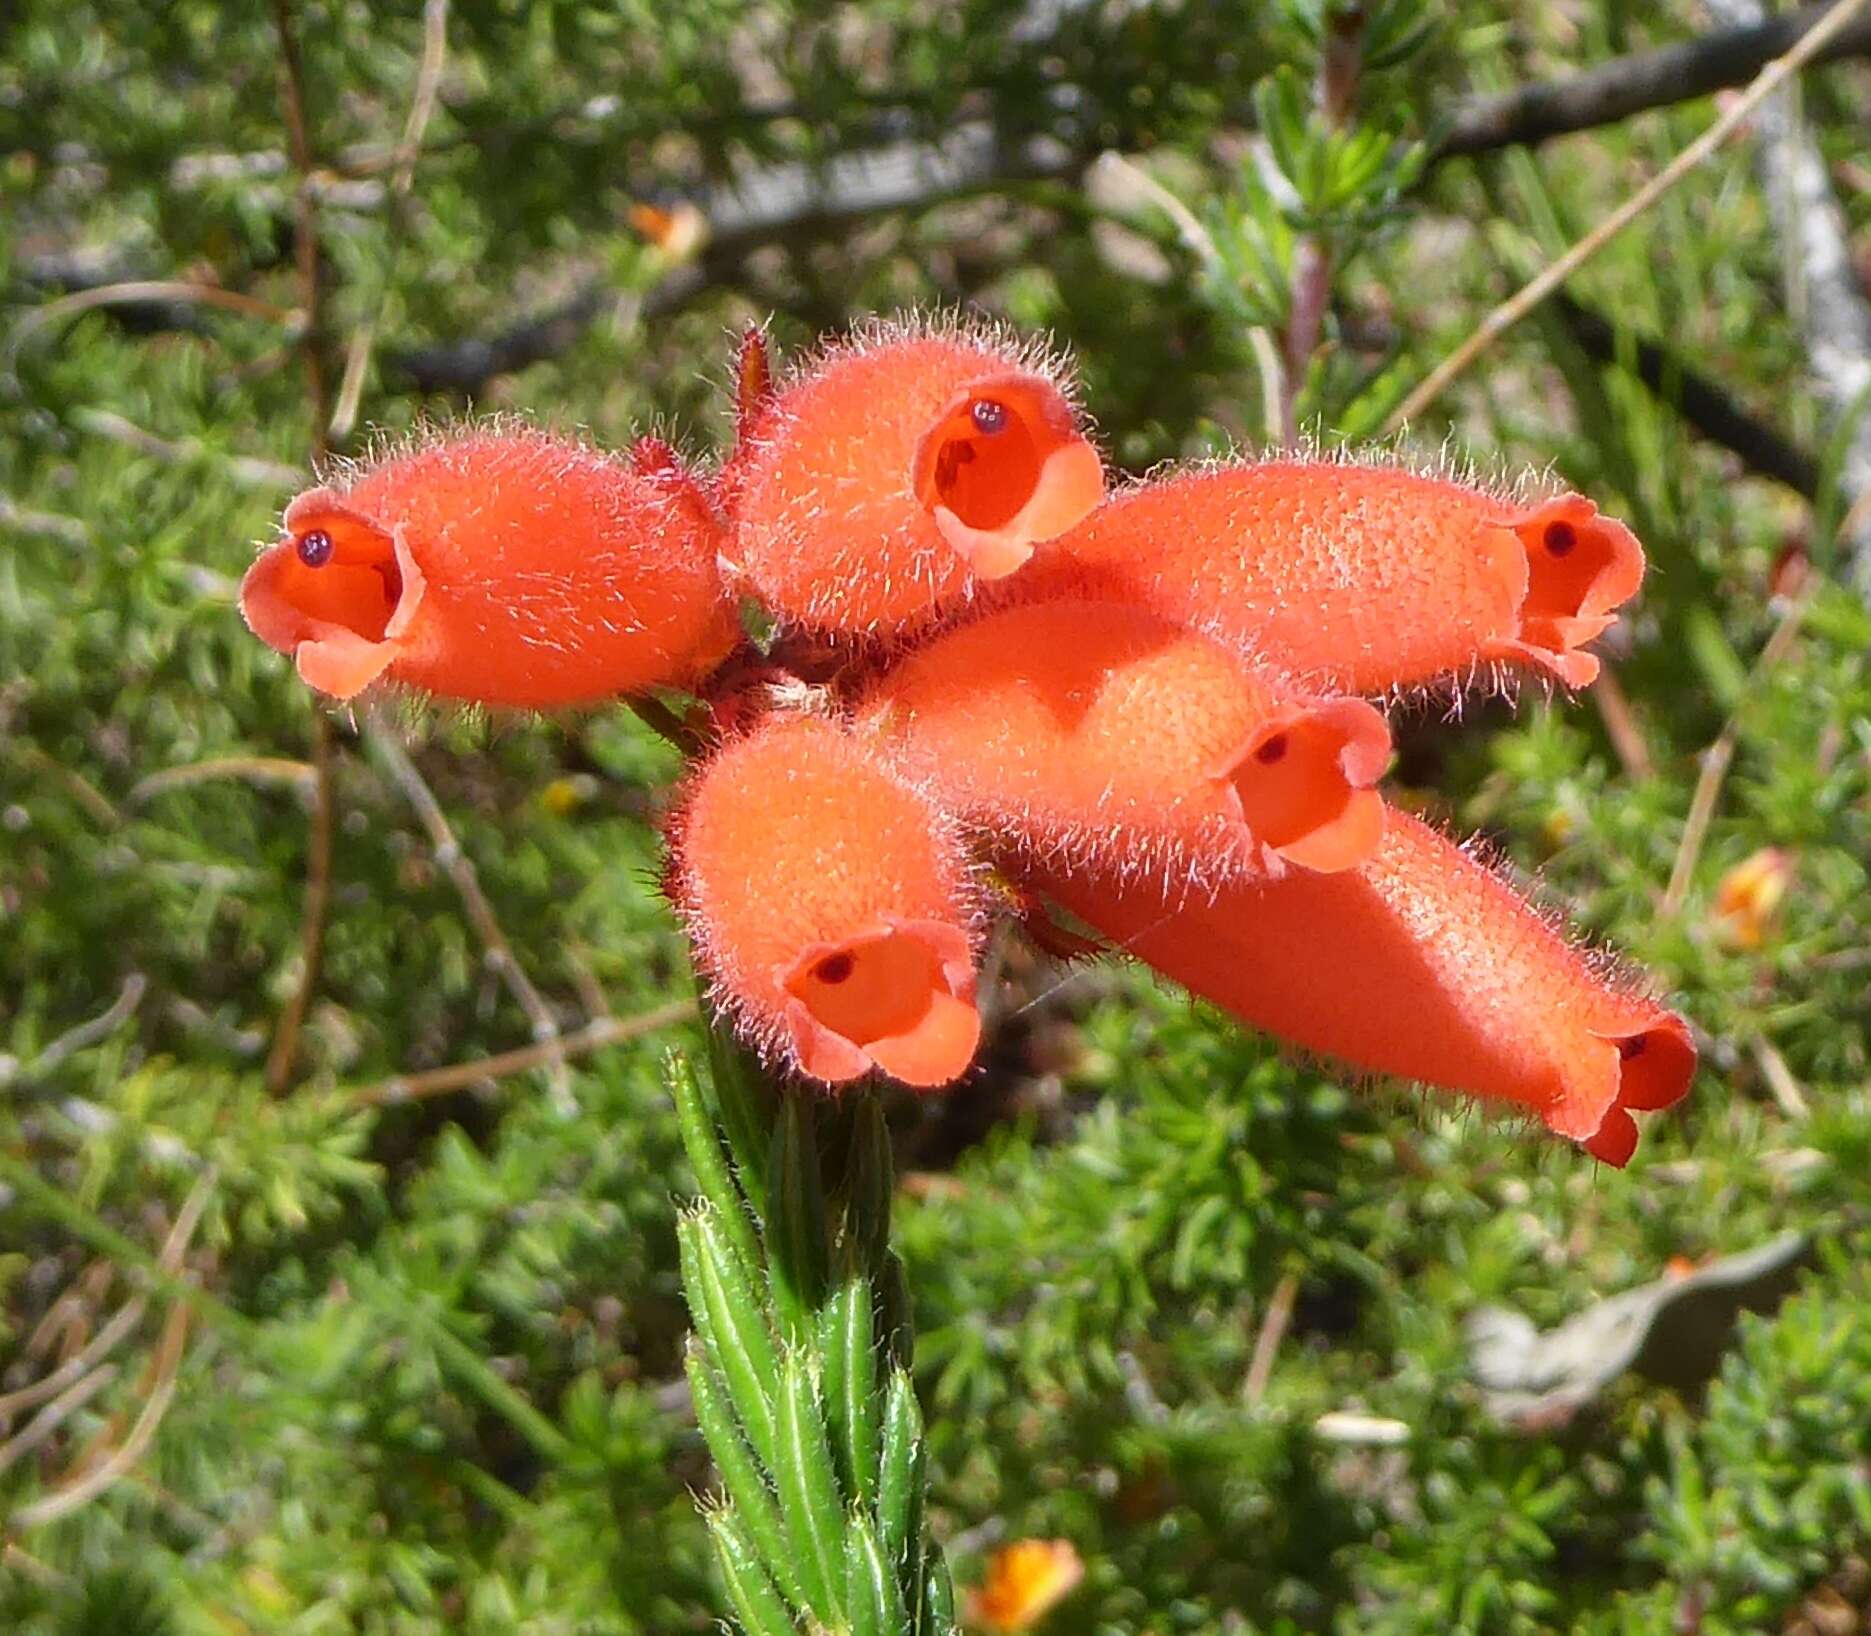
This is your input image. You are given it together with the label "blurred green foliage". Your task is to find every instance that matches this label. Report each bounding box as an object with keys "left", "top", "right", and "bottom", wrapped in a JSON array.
[{"left": 3, "top": 0, "right": 1869, "bottom": 1632}]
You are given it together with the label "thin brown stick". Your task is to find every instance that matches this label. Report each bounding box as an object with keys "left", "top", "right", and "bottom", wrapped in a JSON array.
[
  {"left": 1751, "top": 1036, "right": 1811, "bottom": 1120},
  {"left": 0, "top": 1366, "right": 120, "bottom": 1479},
  {"left": 1590, "top": 667, "right": 1654, "bottom": 781},
  {"left": 0, "top": 1171, "right": 212, "bottom": 1468},
  {"left": 264, "top": 711, "right": 334, "bottom": 1093},
  {"left": 265, "top": 0, "right": 338, "bottom": 1096},
  {"left": 340, "top": 999, "right": 697, "bottom": 1107},
  {"left": 331, "top": 0, "right": 450, "bottom": 439},
  {"left": 9, "top": 1300, "right": 192, "bottom": 1531},
  {"left": 1662, "top": 588, "right": 1817, "bottom": 915},
  {"left": 271, "top": 0, "right": 330, "bottom": 455},
  {"left": 1243, "top": 1271, "right": 1301, "bottom": 1406},
  {"left": 129, "top": 756, "right": 316, "bottom": 805},
  {"left": 1385, "top": 0, "right": 1871, "bottom": 433},
  {"left": 8, "top": 281, "right": 296, "bottom": 363},
  {"left": 367, "top": 723, "right": 571, "bottom": 1103}
]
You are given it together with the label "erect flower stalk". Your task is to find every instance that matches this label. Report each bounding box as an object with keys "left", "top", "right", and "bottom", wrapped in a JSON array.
[{"left": 671, "top": 1038, "right": 953, "bottom": 1636}]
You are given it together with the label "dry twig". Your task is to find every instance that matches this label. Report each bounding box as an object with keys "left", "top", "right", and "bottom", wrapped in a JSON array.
[
  {"left": 1662, "top": 586, "right": 1818, "bottom": 915},
  {"left": 1386, "top": 0, "right": 1871, "bottom": 433},
  {"left": 340, "top": 999, "right": 697, "bottom": 1107},
  {"left": 1244, "top": 1271, "right": 1301, "bottom": 1406},
  {"left": 367, "top": 723, "right": 573, "bottom": 1106},
  {"left": 263, "top": 0, "right": 339, "bottom": 1096},
  {"left": 331, "top": 0, "right": 450, "bottom": 438}
]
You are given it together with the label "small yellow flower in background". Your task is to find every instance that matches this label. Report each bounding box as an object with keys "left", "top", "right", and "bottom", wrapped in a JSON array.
[
  {"left": 966, "top": 1539, "right": 1085, "bottom": 1632},
  {"left": 1711, "top": 847, "right": 1794, "bottom": 950},
  {"left": 539, "top": 775, "right": 597, "bottom": 817}
]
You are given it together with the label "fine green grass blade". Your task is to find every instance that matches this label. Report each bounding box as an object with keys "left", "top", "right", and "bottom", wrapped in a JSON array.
[
  {"left": 876, "top": 1368, "right": 924, "bottom": 1578},
  {"left": 686, "top": 1343, "right": 802, "bottom": 1608},
  {"left": 708, "top": 1508, "right": 803, "bottom": 1636},
  {"left": 774, "top": 1350, "right": 848, "bottom": 1627},
  {"left": 844, "top": 1511, "right": 902, "bottom": 1636},
  {"left": 846, "top": 1093, "right": 893, "bottom": 1278},
  {"left": 833, "top": 1270, "right": 879, "bottom": 1507},
  {"left": 669, "top": 1049, "right": 763, "bottom": 1275},
  {"left": 767, "top": 1094, "right": 830, "bottom": 1343},
  {"left": 682, "top": 1207, "right": 781, "bottom": 1467}
]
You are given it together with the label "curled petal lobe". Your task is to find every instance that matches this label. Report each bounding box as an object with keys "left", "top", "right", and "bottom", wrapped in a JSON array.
[
  {"left": 1023, "top": 808, "right": 1694, "bottom": 1164},
  {"left": 781, "top": 919, "right": 981, "bottom": 1088},
  {"left": 670, "top": 714, "right": 983, "bottom": 1089},
  {"left": 1025, "top": 459, "right": 1646, "bottom": 695},
  {"left": 861, "top": 598, "right": 1389, "bottom": 880},
  {"left": 724, "top": 321, "right": 1105, "bottom": 635},
  {"left": 1483, "top": 495, "right": 1646, "bottom": 688},
  {"left": 240, "top": 427, "right": 737, "bottom": 707}
]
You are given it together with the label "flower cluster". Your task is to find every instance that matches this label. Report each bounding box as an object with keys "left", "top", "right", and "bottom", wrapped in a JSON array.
[{"left": 240, "top": 315, "right": 1694, "bottom": 1164}]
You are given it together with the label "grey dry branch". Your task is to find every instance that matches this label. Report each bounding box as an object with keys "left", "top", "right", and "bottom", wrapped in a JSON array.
[{"left": 1384, "top": 0, "right": 1871, "bottom": 432}]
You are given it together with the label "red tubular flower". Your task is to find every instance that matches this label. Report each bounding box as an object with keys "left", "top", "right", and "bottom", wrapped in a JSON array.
[
  {"left": 240, "top": 428, "right": 738, "bottom": 705},
  {"left": 1023, "top": 808, "right": 1694, "bottom": 1164},
  {"left": 723, "top": 318, "right": 1106, "bottom": 635},
  {"left": 669, "top": 714, "right": 984, "bottom": 1088},
  {"left": 861, "top": 598, "right": 1389, "bottom": 879},
  {"left": 1025, "top": 459, "right": 1645, "bottom": 692}
]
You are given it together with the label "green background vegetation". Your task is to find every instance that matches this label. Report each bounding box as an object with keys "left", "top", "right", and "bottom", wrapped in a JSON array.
[{"left": 3, "top": 2, "right": 1868, "bottom": 1632}]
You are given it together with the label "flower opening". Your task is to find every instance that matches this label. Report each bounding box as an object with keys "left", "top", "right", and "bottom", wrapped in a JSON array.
[
  {"left": 670, "top": 714, "right": 983, "bottom": 1089},
  {"left": 862, "top": 598, "right": 1388, "bottom": 879},
  {"left": 1021, "top": 807, "right": 1695, "bottom": 1164}
]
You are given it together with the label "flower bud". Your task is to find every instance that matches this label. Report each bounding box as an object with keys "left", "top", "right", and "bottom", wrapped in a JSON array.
[
  {"left": 1028, "top": 459, "right": 1645, "bottom": 693},
  {"left": 861, "top": 598, "right": 1389, "bottom": 879},
  {"left": 241, "top": 427, "right": 738, "bottom": 705},
  {"left": 669, "top": 714, "right": 983, "bottom": 1088},
  {"left": 723, "top": 319, "right": 1106, "bottom": 635},
  {"left": 1024, "top": 808, "right": 1694, "bottom": 1165}
]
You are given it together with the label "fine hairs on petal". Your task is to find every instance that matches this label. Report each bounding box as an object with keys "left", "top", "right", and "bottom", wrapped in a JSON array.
[{"left": 665, "top": 711, "right": 989, "bottom": 1088}]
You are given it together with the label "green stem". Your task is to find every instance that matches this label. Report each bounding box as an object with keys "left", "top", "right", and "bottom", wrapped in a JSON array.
[{"left": 669, "top": 1041, "right": 952, "bottom": 1636}]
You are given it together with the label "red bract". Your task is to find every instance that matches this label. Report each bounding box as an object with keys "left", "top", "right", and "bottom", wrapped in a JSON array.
[
  {"left": 241, "top": 427, "right": 736, "bottom": 705},
  {"left": 722, "top": 318, "right": 1106, "bottom": 635},
  {"left": 236, "top": 314, "right": 1695, "bottom": 1161}
]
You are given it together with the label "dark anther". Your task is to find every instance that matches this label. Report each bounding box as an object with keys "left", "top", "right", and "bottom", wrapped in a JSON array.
[
  {"left": 1544, "top": 521, "right": 1577, "bottom": 557},
  {"left": 970, "top": 398, "right": 1009, "bottom": 436},
  {"left": 1618, "top": 1035, "right": 1647, "bottom": 1060},
  {"left": 297, "top": 530, "right": 334, "bottom": 568},
  {"left": 815, "top": 951, "right": 856, "bottom": 985},
  {"left": 1254, "top": 733, "right": 1290, "bottom": 765}
]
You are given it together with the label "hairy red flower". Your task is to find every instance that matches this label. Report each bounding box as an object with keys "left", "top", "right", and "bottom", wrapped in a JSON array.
[
  {"left": 1023, "top": 458, "right": 1645, "bottom": 692},
  {"left": 861, "top": 597, "right": 1389, "bottom": 879},
  {"left": 723, "top": 319, "right": 1105, "bottom": 635},
  {"left": 241, "top": 428, "right": 737, "bottom": 705},
  {"left": 669, "top": 714, "right": 983, "bottom": 1088},
  {"left": 1023, "top": 807, "right": 1695, "bottom": 1164}
]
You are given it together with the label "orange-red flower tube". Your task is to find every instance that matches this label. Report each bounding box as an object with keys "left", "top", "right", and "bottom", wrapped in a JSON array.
[
  {"left": 860, "top": 598, "right": 1389, "bottom": 879},
  {"left": 1024, "top": 808, "right": 1694, "bottom": 1164},
  {"left": 240, "top": 427, "right": 738, "bottom": 706},
  {"left": 669, "top": 713, "right": 984, "bottom": 1088},
  {"left": 723, "top": 319, "right": 1106, "bottom": 635},
  {"left": 1027, "top": 459, "right": 1645, "bottom": 692}
]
